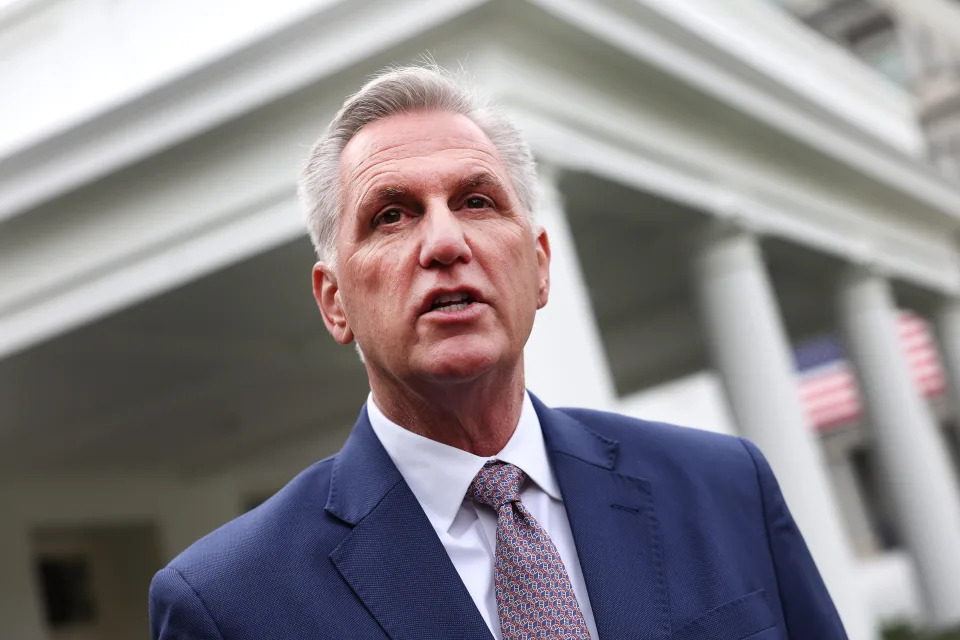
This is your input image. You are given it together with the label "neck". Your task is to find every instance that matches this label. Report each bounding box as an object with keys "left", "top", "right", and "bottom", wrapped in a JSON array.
[{"left": 368, "top": 362, "right": 526, "bottom": 457}]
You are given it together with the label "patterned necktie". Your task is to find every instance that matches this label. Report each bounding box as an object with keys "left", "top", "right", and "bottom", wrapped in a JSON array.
[{"left": 467, "top": 460, "right": 591, "bottom": 640}]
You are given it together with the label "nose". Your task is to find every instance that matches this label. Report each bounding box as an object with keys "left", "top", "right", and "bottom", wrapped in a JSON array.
[{"left": 418, "top": 203, "right": 473, "bottom": 268}]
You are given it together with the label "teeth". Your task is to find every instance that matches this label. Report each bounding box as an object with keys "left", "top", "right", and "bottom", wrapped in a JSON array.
[
  {"left": 434, "top": 301, "right": 470, "bottom": 312},
  {"left": 430, "top": 291, "right": 474, "bottom": 312},
  {"left": 433, "top": 292, "right": 470, "bottom": 305}
]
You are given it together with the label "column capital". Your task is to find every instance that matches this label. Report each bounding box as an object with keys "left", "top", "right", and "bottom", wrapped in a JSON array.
[
  {"left": 534, "top": 164, "right": 564, "bottom": 214},
  {"left": 842, "top": 249, "right": 888, "bottom": 280},
  {"left": 839, "top": 262, "right": 879, "bottom": 284},
  {"left": 836, "top": 264, "right": 896, "bottom": 320},
  {"left": 695, "top": 220, "right": 764, "bottom": 280},
  {"left": 709, "top": 191, "right": 761, "bottom": 235},
  {"left": 535, "top": 160, "right": 563, "bottom": 187},
  {"left": 700, "top": 218, "right": 757, "bottom": 244}
]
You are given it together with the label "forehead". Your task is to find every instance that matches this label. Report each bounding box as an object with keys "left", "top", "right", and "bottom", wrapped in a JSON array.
[{"left": 339, "top": 111, "right": 507, "bottom": 196}]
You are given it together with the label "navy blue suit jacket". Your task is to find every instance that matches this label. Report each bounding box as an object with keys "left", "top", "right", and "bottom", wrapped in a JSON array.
[{"left": 150, "top": 395, "right": 847, "bottom": 639}]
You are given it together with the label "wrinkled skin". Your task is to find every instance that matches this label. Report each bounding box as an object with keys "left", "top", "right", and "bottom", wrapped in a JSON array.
[{"left": 312, "top": 111, "right": 550, "bottom": 454}]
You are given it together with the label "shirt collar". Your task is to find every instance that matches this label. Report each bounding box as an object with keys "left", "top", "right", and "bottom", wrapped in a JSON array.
[{"left": 365, "top": 390, "right": 562, "bottom": 534}]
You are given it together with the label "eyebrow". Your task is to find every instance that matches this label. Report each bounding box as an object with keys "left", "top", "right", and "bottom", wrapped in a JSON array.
[
  {"left": 456, "top": 171, "right": 507, "bottom": 194},
  {"left": 357, "top": 185, "right": 411, "bottom": 215},
  {"left": 356, "top": 171, "right": 509, "bottom": 215}
]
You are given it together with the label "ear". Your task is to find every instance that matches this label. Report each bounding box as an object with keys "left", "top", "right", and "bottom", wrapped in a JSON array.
[
  {"left": 534, "top": 226, "right": 551, "bottom": 309},
  {"left": 312, "top": 262, "right": 354, "bottom": 344}
]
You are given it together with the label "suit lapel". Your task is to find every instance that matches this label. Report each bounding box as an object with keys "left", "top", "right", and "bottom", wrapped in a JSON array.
[
  {"left": 534, "top": 396, "right": 670, "bottom": 640},
  {"left": 326, "top": 408, "right": 492, "bottom": 640}
]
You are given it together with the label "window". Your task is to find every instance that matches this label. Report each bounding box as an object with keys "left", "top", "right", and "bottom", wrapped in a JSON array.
[{"left": 36, "top": 555, "right": 97, "bottom": 628}]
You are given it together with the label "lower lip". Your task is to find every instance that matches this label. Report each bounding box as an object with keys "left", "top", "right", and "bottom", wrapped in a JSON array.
[{"left": 420, "top": 301, "right": 486, "bottom": 323}]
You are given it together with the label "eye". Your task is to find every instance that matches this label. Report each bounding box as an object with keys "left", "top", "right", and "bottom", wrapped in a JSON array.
[
  {"left": 374, "top": 208, "right": 404, "bottom": 227},
  {"left": 465, "top": 196, "right": 491, "bottom": 209}
]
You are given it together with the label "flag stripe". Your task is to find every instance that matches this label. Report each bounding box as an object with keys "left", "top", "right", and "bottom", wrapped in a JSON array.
[{"left": 796, "top": 311, "right": 946, "bottom": 432}]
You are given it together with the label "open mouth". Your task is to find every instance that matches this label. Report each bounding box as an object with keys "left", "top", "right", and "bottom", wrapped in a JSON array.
[{"left": 428, "top": 291, "right": 475, "bottom": 313}]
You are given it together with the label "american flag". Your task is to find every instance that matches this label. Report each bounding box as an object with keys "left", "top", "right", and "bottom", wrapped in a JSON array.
[{"left": 794, "top": 311, "right": 946, "bottom": 432}]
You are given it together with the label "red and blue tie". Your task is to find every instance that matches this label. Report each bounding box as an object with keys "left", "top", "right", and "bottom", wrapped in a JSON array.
[{"left": 467, "top": 460, "right": 591, "bottom": 640}]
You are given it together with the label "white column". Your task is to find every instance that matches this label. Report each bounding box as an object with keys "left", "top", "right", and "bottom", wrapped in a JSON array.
[
  {"left": 935, "top": 297, "right": 960, "bottom": 428},
  {"left": 694, "top": 225, "right": 876, "bottom": 640},
  {"left": 524, "top": 168, "right": 617, "bottom": 410},
  {"left": 838, "top": 267, "right": 960, "bottom": 627},
  {"left": 156, "top": 476, "right": 240, "bottom": 562},
  {"left": 0, "top": 501, "right": 46, "bottom": 640}
]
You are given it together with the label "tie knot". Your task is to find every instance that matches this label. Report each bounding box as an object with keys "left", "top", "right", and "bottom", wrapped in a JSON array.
[{"left": 467, "top": 461, "right": 525, "bottom": 510}]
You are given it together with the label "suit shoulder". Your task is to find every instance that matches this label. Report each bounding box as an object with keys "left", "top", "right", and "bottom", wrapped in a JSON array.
[
  {"left": 557, "top": 406, "right": 743, "bottom": 451},
  {"left": 165, "top": 456, "right": 344, "bottom": 585},
  {"left": 556, "top": 407, "right": 754, "bottom": 476}
]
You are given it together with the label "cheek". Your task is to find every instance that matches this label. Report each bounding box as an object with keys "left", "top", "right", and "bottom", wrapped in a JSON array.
[
  {"left": 501, "top": 228, "right": 541, "bottom": 282},
  {"left": 483, "top": 230, "right": 542, "bottom": 312},
  {"left": 347, "top": 245, "right": 411, "bottom": 318}
]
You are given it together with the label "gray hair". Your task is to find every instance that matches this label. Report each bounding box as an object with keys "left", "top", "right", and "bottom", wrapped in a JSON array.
[{"left": 297, "top": 63, "right": 539, "bottom": 264}]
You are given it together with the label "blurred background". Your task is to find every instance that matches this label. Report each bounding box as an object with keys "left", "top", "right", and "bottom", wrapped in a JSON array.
[{"left": 3, "top": 0, "right": 960, "bottom": 638}]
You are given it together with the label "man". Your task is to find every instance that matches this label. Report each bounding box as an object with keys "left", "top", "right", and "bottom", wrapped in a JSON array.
[{"left": 150, "top": 65, "right": 847, "bottom": 639}]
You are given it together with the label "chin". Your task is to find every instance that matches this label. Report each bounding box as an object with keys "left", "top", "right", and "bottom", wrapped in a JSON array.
[{"left": 419, "top": 339, "right": 504, "bottom": 382}]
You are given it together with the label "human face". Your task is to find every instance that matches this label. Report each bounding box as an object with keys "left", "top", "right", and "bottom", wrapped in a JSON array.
[{"left": 312, "top": 111, "right": 550, "bottom": 387}]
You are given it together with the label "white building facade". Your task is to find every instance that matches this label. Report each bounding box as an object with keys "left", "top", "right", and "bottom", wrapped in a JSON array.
[{"left": 3, "top": 0, "right": 960, "bottom": 638}]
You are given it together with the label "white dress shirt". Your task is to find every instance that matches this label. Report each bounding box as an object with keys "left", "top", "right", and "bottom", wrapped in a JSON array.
[{"left": 366, "top": 391, "right": 599, "bottom": 640}]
